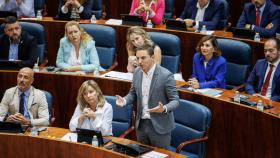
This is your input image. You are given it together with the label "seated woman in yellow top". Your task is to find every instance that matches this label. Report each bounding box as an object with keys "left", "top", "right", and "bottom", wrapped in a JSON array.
[
  {"left": 56, "top": 21, "right": 100, "bottom": 72},
  {"left": 126, "top": 26, "right": 161, "bottom": 72}
]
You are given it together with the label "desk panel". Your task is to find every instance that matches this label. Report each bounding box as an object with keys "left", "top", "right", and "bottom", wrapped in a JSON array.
[{"left": 0, "top": 127, "right": 185, "bottom": 158}]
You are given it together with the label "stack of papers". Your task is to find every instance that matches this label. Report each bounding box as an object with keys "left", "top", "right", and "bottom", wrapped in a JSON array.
[
  {"left": 141, "top": 151, "right": 168, "bottom": 158},
  {"left": 61, "top": 132, "right": 77, "bottom": 142},
  {"left": 101, "top": 71, "right": 133, "bottom": 81},
  {"left": 196, "top": 88, "right": 223, "bottom": 97},
  {"left": 105, "top": 19, "right": 122, "bottom": 25}
]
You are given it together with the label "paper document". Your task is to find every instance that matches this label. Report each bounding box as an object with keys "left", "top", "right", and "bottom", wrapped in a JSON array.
[
  {"left": 174, "top": 73, "right": 185, "bottom": 81},
  {"left": 60, "top": 132, "right": 77, "bottom": 142},
  {"left": 101, "top": 71, "right": 133, "bottom": 81},
  {"left": 141, "top": 151, "right": 168, "bottom": 158},
  {"left": 105, "top": 19, "right": 122, "bottom": 25},
  {"left": 196, "top": 88, "right": 223, "bottom": 97}
]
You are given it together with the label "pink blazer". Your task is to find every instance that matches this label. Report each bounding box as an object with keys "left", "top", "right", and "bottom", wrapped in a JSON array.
[{"left": 129, "top": 0, "right": 165, "bottom": 25}]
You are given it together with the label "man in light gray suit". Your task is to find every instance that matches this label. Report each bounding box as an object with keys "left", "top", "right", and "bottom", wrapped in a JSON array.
[
  {"left": 0, "top": 67, "right": 49, "bottom": 126},
  {"left": 116, "top": 45, "right": 179, "bottom": 149}
]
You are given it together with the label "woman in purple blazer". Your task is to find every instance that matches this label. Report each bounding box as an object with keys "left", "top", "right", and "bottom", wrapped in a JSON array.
[{"left": 190, "top": 36, "right": 226, "bottom": 89}]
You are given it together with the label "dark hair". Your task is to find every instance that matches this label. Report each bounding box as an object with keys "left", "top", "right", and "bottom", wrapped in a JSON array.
[
  {"left": 4, "top": 16, "right": 18, "bottom": 26},
  {"left": 135, "top": 44, "right": 155, "bottom": 56},
  {"left": 267, "top": 38, "right": 280, "bottom": 50},
  {"left": 195, "top": 36, "right": 222, "bottom": 56}
]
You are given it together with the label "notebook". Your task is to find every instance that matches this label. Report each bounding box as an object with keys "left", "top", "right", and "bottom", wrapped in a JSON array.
[{"left": 76, "top": 128, "right": 111, "bottom": 146}]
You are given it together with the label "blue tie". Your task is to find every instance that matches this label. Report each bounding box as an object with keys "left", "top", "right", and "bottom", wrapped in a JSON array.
[{"left": 19, "top": 93, "right": 25, "bottom": 115}]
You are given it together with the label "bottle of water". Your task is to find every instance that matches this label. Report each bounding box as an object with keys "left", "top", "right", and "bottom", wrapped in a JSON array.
[
  {"left": 233, "top": 91, "right": 240, "bottom": 103},
  {"left": 146, "top": 20, "right": 153, "bottom": 28},
  {"left": 254, "top": 32, "right": 261, "bottom": 42},
  {"left": 200, "top": 25, "right": 207, "bottom": 34},
  {"left": 36, "top": 10, "right": 43, "bottom": 20},
  {"left": 256, "top": 100, "right": 264, "bottom": 111},
  {"left": 90, "top": 15, "right": 96, "bottom": 23},
  {"left": 33, "top": 63, "right": 39, "bottom": 72},
  {"left": 94, "top": 66, "right": 100, "bottom": 76},
  {"left": 30, "top": 126, "right": 38, "bottom": 136},
  {"left": 92, "top": 135, "right": 98, "bottom": 147}
]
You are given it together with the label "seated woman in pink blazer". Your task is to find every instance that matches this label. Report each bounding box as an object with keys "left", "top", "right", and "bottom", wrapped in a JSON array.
[{"left": 129, "top": 0, "right": 165, "bottom": 25}]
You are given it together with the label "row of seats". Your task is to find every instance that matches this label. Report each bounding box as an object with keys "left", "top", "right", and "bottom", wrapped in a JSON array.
[
  {"left": 0, "top": 21, "right": 252, "bottom": 89},
  {"left": 44, "top": 91, "right": 211, "bottom": 158}
]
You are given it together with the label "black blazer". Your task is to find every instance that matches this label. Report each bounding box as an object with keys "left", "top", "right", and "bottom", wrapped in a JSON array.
[{"left": 0, "top": 31, "right": 38, "bottom": 68}]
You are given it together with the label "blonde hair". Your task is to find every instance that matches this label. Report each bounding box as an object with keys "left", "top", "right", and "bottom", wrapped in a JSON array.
[
  {"left": 64, "top": 21, "right": 93, "bottom": 43},
  {"left": 126, "top": 26, "right": 154, "bottom": 54},
  {"left": 76, "top": 80, "right": 105, "bottom": 111}
]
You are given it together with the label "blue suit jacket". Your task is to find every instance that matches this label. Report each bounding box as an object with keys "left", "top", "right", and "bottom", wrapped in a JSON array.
[
  {"left": 236, "top": 0, "right": 280, "bottom": 37},
  {"left": 179, "top": 0, "right": 224, "bottom": 30},
  {"left": 245, "top": 59, "right": 280, "bottom": 102},
  {"left": 56, "top": 37, "right": 100, "bottom": 72},
  {"left": 191, "top": 53, "right": 226, "bottom": 88}
]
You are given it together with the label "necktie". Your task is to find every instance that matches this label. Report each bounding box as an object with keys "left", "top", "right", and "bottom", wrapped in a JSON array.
[
  {"left": 256, "top": 9, "right": 260, "bottom": 27},
  {"left": 260, "top": 64, "right": 274, "bottom": 96},
  {"left": 19, "top": 93, "right": 25, "bottom": 115}
]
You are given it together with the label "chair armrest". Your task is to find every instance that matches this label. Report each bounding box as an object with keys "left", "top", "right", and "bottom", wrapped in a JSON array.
[
  {"left": 105, "top": 61, "right": 118, "bottom": 72},
  {"left": 176, "top": 136, "right": 208, "bottom": 153},
  {"left": 119, "top": 126, "right": 135, "bottom": 138},
  {"left": 232, "top": 84, "right": 245, "bottom": 91}
]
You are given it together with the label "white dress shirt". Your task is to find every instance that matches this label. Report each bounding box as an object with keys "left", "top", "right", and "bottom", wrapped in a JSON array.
[
  {"left": 194, "top": 1, "right": 210, "bottom": 28},
  {"left": 67, "top": 44, "right": 82, "bottom": 66},
  {"left": 69, "top": 101, "right": 113, "bottom": 136},
  {"left": 263, "top": 58, "right": 280, "bottom": 98},
  {"left": 141, "top": 64, "right": 156, "bottom": 119}
]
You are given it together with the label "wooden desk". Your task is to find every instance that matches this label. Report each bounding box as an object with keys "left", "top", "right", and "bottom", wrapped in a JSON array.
[
  {"left": 0, "top": 70, "right": 279, "bottom": 158},
  {"left": 12, "top": 18, "right": 264, "bottom": 80},
  {"left": 0, "top": 127, "right": 185, "bottom": 158}
]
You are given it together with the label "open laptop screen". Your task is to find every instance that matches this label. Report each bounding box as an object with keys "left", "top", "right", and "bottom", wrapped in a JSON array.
[
  {"left": 76, "top": 128, "right": 111, "bottom": 146},
  {"left": 0, "top": 121, "right": 26, "bottom": 133},
  {"left": 0, "top": 11, "right": 17, "bottom": 18}
]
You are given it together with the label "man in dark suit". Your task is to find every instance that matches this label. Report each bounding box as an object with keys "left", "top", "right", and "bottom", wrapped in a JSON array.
[
  {"left": 245, "top": 38, "right": 280, "bottom": 102},
  {"left": 178, "top": 0, "right": 225, "bottom": 30},
  {"left": 0, "top": 16, "right": 38, "bottom": 68},
  {"left": 116, "top": 45, "right": 179, "bottom": 149},
  {"left": 236, "top": 0, "right": 280, "bottom": 38}
]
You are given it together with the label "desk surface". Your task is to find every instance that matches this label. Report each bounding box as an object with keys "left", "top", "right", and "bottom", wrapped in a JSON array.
[
  {"left": 0, "top": 70, "right": 279, "bottom": 158},
  {"left": 0, "top": 127, "right": 185, "bottom": 158},
  {"left": 1, "top": 17, "right": 264, "bottom": 80}
]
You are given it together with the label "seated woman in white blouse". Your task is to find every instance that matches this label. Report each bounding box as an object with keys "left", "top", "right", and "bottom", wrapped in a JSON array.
[{"left": 69, "top": 80, "right": 113, "bottom": 136}]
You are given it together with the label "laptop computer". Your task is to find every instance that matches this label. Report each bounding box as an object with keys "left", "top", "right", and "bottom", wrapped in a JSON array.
[
  {"left": 121, "top": 14, "right": 144, "bottom": 26},
  {"left": 108, "top": 141, "right": 153, "bottom": 157},
  {"left": 232, "top": 27, "right": 255, "bottom": 40},
  {"left": 0, "top": 121, "right": 26, "bottom": 133},
  {"left": 0, "top": 11, "right": 17, "bottom": 18},
  {"left": 166, "top": 19, "right": 187, "bottom": 31},
  {"left": 0, "top": 59, "right": 21, "bottom": 70},
  {"left": 76, "top": 128, "right": 111, "bottom": 146}
]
